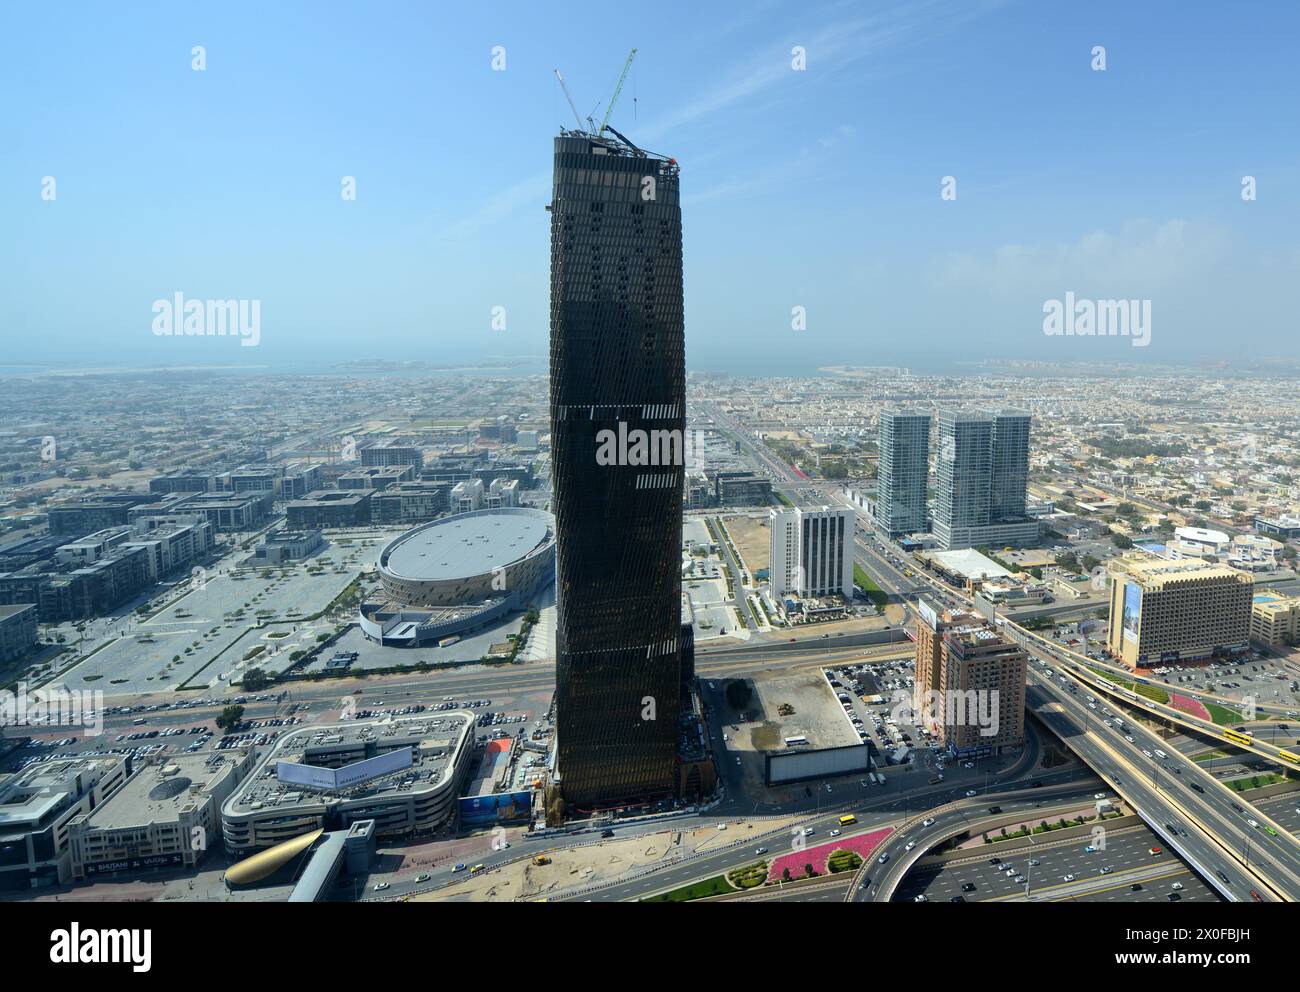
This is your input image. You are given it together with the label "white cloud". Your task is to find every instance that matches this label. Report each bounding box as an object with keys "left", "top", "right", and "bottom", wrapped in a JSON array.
[{"left": 934, "top": 220, "right": 1231, "bottom": 298}]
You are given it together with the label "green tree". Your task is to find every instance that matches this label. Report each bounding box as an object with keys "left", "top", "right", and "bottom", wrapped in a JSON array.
[
  {"left": 215, "top": 704, "right": 245, "bottom": 730},
  {"left": 242, "top": 668, "right": 270, "bottom": 691}
]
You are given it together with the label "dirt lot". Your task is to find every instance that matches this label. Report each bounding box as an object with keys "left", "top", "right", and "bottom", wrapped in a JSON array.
[
  {"left": 723, "top": 513, "right": 770, "bottom": 576},
  {"left": 414, "top": 817, "right": 805, "bottom": 902}
]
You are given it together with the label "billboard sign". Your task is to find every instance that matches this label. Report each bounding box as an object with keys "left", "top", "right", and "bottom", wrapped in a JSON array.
[
  {"left": 917, "top": 599, "right": 938, "bottom": 631},
  {"left": 83, "top": 853, "right": 185, "bottom": 876},
  {"left": 335, "top": 747, "right": 412, "bottom": 788},
  {"left": 458, "top": 790, "right": 533, "bottom": 826},
  {"left": 1122, "top": 583, "right": 1141, "bottom": 644},
  {"left": 275, "top": 761, "right": 337, "bottom": 789},
  {"left": 276, "top": 747, "right": 413, "bottom": 790}
]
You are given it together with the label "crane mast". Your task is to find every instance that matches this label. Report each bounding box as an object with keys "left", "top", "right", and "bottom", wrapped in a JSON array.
[
  {"left": 597, "top": 48, "right": 637, "bottom": 137},
  {"left": 553, "top": 69, "right": 584, "bottom": 131}
]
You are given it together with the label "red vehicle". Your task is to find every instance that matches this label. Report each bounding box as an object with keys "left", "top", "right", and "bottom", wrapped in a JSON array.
[{"left": 1147, "top": 846, "right": 1162, "bottom": 856}]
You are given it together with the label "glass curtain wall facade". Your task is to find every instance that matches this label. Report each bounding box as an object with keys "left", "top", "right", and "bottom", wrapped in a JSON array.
[{"left": 549, "top": 133, "right": 685, "bottom": 807}]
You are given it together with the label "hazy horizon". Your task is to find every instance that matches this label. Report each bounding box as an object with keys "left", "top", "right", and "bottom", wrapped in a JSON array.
[{"left": 5, "top": 0, "right": 1299, "bottom": 372}]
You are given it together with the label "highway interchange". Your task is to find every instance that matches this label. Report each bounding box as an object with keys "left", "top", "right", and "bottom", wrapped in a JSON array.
[{"left": 702, "top": 402, "right": 1300, "bottom": 905}]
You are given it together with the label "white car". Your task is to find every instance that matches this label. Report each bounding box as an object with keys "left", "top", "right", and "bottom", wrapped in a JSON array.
[
  {"left": 1172, "top": 882, "right": 1184, "bottom": 890},
  {"left": 1093, "top": 793, "right": 1106, "bottom": 800},
  {"left": 922, "top": 818, "right": 935, "bottom": 827},
  {"left": 1063, "top": 874, "right": 1075, "bottom": 882},
  {"left": 830, "top": 829, "right": 841, "bottom": 837},
  {"left": 1143, "top": 750, "right": 1154, "bottom": 758},
  {"left": 1125, "top": 735, "right": 1135, "bottom": 743},
  {"left": 905, "top": 841, "right": 916, "bottom": 851},
  {"left": 965, "top": 790, "right": 977, "bottom": 797}
]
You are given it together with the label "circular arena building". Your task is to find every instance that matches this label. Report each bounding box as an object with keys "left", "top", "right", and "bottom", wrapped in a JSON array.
[{"left": 360, "top": 507, "right": 555, "bottom": 647}]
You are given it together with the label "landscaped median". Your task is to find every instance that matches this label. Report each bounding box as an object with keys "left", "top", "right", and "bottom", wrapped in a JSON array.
[
  {"left": 1167, "top": 691, "right": 1212, "bottom": 721},
  {"left": 640, "top": 828, "right": 893, "bottom": 902},
  {"left": 1088, "top": 664, "right": 1245, "bottom": 724},
  {"left": 982, "top": 807, "right": 1123, "bottom": 844},
  {"left": 767, "top": 827, "right": 892, "bottom": 883},
  {"left": 642, "top": 860, "right": 771, "bottom": 902}
]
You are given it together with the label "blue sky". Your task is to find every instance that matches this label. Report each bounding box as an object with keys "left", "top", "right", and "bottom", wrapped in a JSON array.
[{"left": 3, "top": 0, "right": 1298, "bottom": 373}]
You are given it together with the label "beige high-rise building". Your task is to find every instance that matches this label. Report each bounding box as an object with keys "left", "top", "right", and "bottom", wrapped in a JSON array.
[
  {"left": 1249, "top": 589, "right": 1300, "bottom": 647},
  {"left": 1105, "top": 555, "right": 1253, "bottom": 669},
  {"left": 914, "top": 599, "right": 973, "bottom": 714},
  {"left": 915, "top": 600, "right": 1025, "bottom": 755},
  {"left": 936, "top": 623, "right": 1027, "bottom": 754}
]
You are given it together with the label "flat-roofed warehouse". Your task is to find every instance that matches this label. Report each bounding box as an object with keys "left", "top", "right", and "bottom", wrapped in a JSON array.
[{"left": 743, "top": 669, "right": 870, "bottom": 785}]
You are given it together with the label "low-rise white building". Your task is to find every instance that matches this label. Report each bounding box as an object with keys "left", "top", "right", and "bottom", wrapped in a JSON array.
[
  {"left": 0, "top": 756, "right": 129, "bottom": 891},
  {"left": 68, "top": 749, "right": 254, "bottom": 879}
]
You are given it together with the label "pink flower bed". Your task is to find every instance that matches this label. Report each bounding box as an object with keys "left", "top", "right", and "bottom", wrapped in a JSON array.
[
  {"left": 1168, "top": 692, "right": 1211, "bottom": 721},
  {"left": 767, "top": 826, "right": 893, "bottom": 882}
]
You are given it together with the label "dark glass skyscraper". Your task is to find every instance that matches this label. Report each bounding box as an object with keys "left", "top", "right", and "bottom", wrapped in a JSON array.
[
  {"left": 876, "top": 408, "right": 931, "bottom": 536},
  {"left": 548, "top": 131, "right": 685, "bottom": 807},
  {"left": 933, "top": 407, "right": 1036, "bottom": 550}
]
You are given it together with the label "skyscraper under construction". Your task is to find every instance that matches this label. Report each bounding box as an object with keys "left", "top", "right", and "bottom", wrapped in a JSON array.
[{"left": 548, "top": 128, "right": 685, "bottom": 807}]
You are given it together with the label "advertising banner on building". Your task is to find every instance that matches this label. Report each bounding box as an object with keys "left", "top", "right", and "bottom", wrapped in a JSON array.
[
  {"left": 83, "top": 853, "right": 185, "bottom": 876},
  {"left": 1122, "top": 582, "right": 1141, "bottom": 644},
  {"left": 458, "top": 791, "right": 533, "bottom": 826},
  {"left": 917, "top": 598, "right": 938, "bottom": 631},
  {"left": 276, "top": 747, "right": 413, "bottom": 790}
]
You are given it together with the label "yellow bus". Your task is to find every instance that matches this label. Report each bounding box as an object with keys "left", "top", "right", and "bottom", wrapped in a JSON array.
[
  {"left": 838, "top": 814, "right": 857, "bottom": 827},
  {"left": 1277, "top": 749, "right": 1299, "bottom": 765},
  {"left": 1223, "top": 729, "right": 1254, "bottom": 748}
]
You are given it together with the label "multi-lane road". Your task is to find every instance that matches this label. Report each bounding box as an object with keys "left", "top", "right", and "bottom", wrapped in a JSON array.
[{"left": 850, "top": 782, "right": 1119, "bottom": 901}]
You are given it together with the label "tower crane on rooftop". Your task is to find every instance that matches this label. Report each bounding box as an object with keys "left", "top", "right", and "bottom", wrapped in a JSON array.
[
  {"left": 553, "top": 69, "right": 584, "bottom": 132},
  {"left": 597, "top": 48, "right": 637, "bottom": 138}
]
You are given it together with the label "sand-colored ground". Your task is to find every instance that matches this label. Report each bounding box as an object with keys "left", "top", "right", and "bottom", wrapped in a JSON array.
[
  {"left": 414, "top": 817, "right": 807, "bottom": 902},
  {"left": 723, "top": 513, "right": 771, "bottom": 577}
]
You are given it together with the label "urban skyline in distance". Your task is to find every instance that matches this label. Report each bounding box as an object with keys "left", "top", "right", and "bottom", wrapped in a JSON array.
[{"left": 1, "top": 0, "right": 1296, "bottom": 972}]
